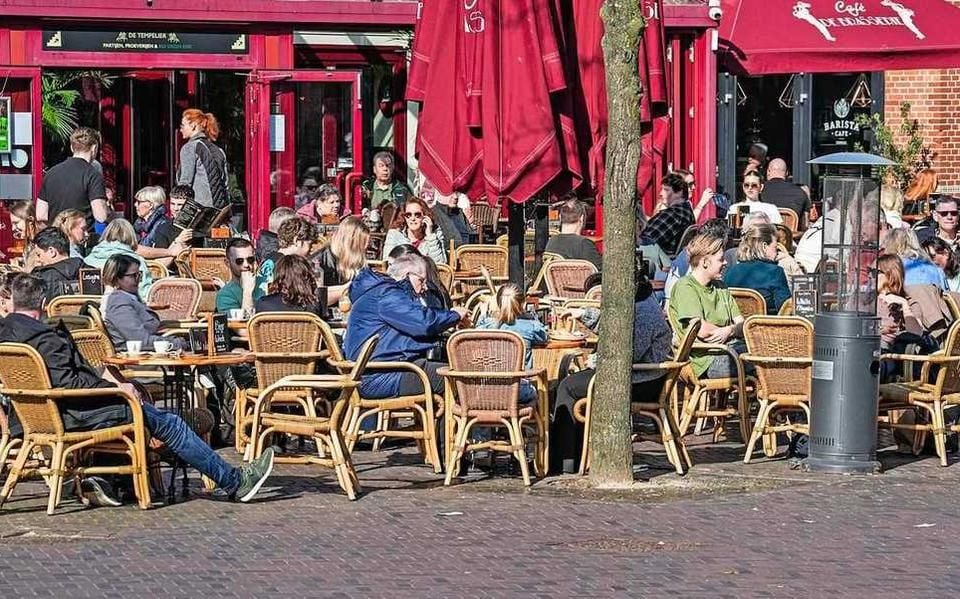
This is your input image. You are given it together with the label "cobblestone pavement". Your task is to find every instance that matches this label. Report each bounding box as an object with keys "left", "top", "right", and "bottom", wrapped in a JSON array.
[{"left": 1, "top": 435, "right": 957, "bottom": 597}]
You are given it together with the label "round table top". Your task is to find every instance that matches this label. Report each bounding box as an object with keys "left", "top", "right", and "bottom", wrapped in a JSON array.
[{"left": 104, "top": 351, "right": 254, "bottom": 368}]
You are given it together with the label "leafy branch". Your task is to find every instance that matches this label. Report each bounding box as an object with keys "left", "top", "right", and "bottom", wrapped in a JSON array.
[{"left": 855, "top": 102, "right": 933, "bottom": 191}]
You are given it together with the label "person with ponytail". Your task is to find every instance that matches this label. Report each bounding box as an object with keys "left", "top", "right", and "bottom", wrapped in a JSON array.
[
  {"left": 477, "top": 283, "right": 547, "bottom": 403},
  {"left": 177, "top": 108, "right": 229, "bottom": 209}
]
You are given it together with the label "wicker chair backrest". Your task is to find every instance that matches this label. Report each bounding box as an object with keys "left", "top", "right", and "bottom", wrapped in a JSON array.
[
  {"left": 0, "top": 342, "right": 61, "bottom": 436},
  {"left": 447, "top": 329, "right": 525, "bottom": 417}
]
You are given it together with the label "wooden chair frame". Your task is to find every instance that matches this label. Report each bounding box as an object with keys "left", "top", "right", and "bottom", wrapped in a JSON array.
[
  {"left": 544, "top": 259, "right": 598, "bottom": 300},
  {"left": 46, "top": 295, "right": 101, "bottom": 318}
]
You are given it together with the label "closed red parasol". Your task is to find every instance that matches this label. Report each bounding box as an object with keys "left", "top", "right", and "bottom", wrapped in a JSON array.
[
  {"left": 720, "top": 0, "right": 960, "bottom": 75},
  {"left": 636, "top": 0, "right": 670, "bottom": 215}
]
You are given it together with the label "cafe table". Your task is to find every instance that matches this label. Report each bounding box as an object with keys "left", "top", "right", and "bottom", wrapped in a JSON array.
[{"left": 103, "top": 350, "right": 254, "bottom": 503}]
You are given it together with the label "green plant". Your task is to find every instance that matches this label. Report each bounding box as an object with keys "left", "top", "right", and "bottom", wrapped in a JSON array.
[
  {"left": 855, "top": 102, "right": 934, "bottom": 191},
  {"left": 41, "top": 70, "right": 116, "bottom": 143}
]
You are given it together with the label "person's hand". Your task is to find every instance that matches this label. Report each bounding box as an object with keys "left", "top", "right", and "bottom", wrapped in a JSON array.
[
  {"left": 881, "top": 324, "right": 898, "bottom": 335},
  {"left": 704, "top": 325, "right": 731, "bottom": 344},
  {"left": 452, "top": 306, "right": 469, "bottom": 319},
  {"left": 175, "top": 228, "right": 193, "bottom": 246},
  {"left": 240, "top": 271, "right": 256, "bottom": 291},
  {"left": 118, "top": 382, "right": 142, "bottom": 404},
  {"left": 423, "top": 215, "right": 434, "bottom": 235},
  {"left": 697, "top": 188, "right": 715, "bottom": 208},
  {"left": 210, "top": 277, "right": 226, "bottom": 290}
]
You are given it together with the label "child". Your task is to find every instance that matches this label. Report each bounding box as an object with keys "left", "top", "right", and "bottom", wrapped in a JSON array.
[{"left": 478, "top": 283, "right": 547, "bottom": 403}]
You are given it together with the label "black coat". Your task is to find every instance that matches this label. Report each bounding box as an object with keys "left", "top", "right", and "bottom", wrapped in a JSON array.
[
  {"left": 0, "top": 313, "right": 128, "bottom": 433},
  {"left": 32, "top": 257, "right": 84, "bottom": 302}
]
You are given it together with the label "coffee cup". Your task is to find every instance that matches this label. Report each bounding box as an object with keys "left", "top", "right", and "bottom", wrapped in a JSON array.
[
  {"left": 154, "top": 340, "right": 173, "bottom": 354},
  {"left": 125, "top": 340, "right": 143, "bottom": 356},
  {"left": 229, "top": 309, "right": 245, "bottom": 321}
]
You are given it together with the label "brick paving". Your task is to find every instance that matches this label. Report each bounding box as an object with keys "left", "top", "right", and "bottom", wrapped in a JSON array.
[{"left": 1, "top": 437, "right": 957, "bottom": 597}]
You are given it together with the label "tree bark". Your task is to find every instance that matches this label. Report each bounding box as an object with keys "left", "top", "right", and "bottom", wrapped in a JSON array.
[{"left": 589, "top": 0, "right": 645, "bottom": 485}]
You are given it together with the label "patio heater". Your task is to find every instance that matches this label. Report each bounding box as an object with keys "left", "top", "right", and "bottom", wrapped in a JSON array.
[{"left": 804, "top": 152, "right": 894, "bottom": 475}]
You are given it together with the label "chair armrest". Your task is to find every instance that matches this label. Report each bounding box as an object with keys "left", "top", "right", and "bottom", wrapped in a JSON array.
[
  {"left": 880, "top": 353, "right": 960, "bottom": 365},
  {"left": 633, "top": 361, "right": 687, "bottom": 372},
  {"left": 260, "top": 374, "right": 357, "bottom": 397},
  {"left": 252, "top": 351, "right": 329, "bottom": 360},
  {"left": 740, "top": 355, "right": 813, "bottom": 365},
  {"left": 437, "top": 367, "right": 547, "bottom": 380}
]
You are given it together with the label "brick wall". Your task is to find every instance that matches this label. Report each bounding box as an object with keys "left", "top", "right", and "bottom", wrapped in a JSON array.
[{"left": 884, "top": 0, "right": 960, "bottom": 188}]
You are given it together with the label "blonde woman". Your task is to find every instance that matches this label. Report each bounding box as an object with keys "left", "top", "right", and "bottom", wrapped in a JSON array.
[
  {"left": 51, "top": 209, "right": 88, "bottom": 258},
  {"left": 84, "top": 218, "right": 153, "bottom": 297},
  {"left": 723, "top": 223, "right": 790, "bottom": 314},
  {"left": 477, "top": 283, "right": 547, "bottom": 371},
  {"left": 882, "top": 227, "right": 947, "bottom": 289},
  {"left": 313, "top": 216, "right": 370, "bottom": 304}
]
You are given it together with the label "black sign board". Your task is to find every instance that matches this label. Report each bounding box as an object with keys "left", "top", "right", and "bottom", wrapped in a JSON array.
[
  {"left": 43, "top": 30, "right": 248, "bottom": 55},
  {"left": 78, "top": 268, "right": 103, "bottom": 295},
  {"left": 188, "top": 327, "right": 209, "bottom": 354},
  {"left": 792, "top": 274, "right": 818, "bottom": 320},
  {"left": 210, "top": 313, "right": 231, "bottom": 354}
]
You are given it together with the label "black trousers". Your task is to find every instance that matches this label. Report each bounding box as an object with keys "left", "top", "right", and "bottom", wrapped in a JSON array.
[
  {"left": 551, "top": 369, "right": 665, "bottom": 473},
  {"left": 396, "top": 358, "right": 447, "bottom": 396}
]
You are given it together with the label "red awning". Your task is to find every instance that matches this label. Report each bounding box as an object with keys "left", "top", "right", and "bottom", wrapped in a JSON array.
[{"left": 720, "top": 0, "right": 960, "bottom": 75}]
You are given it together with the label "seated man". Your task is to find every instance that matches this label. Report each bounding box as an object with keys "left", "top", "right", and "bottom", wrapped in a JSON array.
[
  {"left": 136, "top": 184, "right": 196, "bottom": 266},
  {"left": 361, "top": 150, "right": 411, "bottom": 210},
  {"left": 640, "top": 173, "right": 695, "bottom": 256},
  {"left": 0, "top": 274, "right": 274, "bottom": 504},
  {"left": 216, "top": 237, "right": 263, "bottom": 313},
  {"left": 29, "top": 227, "right": 84, "bottom": 302},
  {"left": 257, "top": 206, "right": 296, "bottom": 263},
  {"left": 343, "top": 253, "right": 467, "bottom": 398},
  {"left": 545, "top": 199, "right": 602, "bottom": 270}
]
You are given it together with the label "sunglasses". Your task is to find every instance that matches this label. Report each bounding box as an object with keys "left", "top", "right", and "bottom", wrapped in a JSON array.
[
  {"left": 404, "top": 212, "right": 424, "bottom": 219},
  {"left": 120, "top": 271, "right": 142, "bottom": 281},
  {"left": 234, "top": 256, "right": 256, "bottom": 266},
  {"left": 304, "top": 185, "right": 319, "bottom": 191},
  {"left": 743, "top": 183, "right": 761, "bottom": 190},
  {"left": 937, "top": 210, "right": 958, "bottom": 217}
]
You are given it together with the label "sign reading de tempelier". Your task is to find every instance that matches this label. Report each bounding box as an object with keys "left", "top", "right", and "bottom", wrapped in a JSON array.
[{"left": 43, "top": 30, "right": 248, "bottom": 54}]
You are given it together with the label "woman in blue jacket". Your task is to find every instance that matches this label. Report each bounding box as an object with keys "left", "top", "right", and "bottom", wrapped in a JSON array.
[{"left": 723, "top": 223, "right": 791, "bottom": 314}]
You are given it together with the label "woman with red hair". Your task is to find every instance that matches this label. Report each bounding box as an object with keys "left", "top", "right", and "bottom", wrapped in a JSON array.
[{"left": 177, "top": 108, "right": 229, "bottom": 209}]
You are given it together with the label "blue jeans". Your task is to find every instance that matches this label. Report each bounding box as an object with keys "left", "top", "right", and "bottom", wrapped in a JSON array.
[{"left": 142, "top": 404, "right": 242, "bottom": 493}]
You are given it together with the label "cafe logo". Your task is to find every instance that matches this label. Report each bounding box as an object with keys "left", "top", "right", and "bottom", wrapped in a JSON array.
[
  {"left": 834, "top": 98, "right": 851, "bottom": 119},
  {"left": 463, "top": 0, "right": 485, "bottom": 33},
  {"left": 792, "top": 0, "right": 925, "bottom": 42}
]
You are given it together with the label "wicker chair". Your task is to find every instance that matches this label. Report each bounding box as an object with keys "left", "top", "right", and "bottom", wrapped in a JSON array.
[
  {"left": 176, "top": 248, "right": 231, "bottom": 282},
  {"left": 465, "top": 288, "right": 495, "bottom": 324},
  {"left": 43, "top": 315, "right": 94, "bottom": 331},
  {"left": 327, "top": 337, "right": 444, "bottom": 474},
  {"left": 247, "top": 337, "right": 378, "bottom": 500},
  {"left": 574, "top": 320, "right": 700, "bottom": 475},
  {"left": 145, "top": 260, "right": 170, "bottom": 280},
  {"left": 945, "top": 292, "right": 960, "bottom": 321},
  {"left": 454, "top": 244, "right": 509, "bottom": 297},
  {"left": 471, "top": 201, "right": 500, "bottom": 243},
  {"left": 146, "top": 278, "right": 202, "bottom": 322},
  {"left": 69, "top": 328, "right": 116, "bottom": 372},
  {"left": 584, "top": 285, "right": 602, "bottom": 301},
  {"left": 46, "top": 295, "right": 101, "bottom": 318},
  {"left": 667, "top": 312, "right": 752, "bottom": 443},
  {"left": 740, "top": 316, "right": 813, "bottom": 462},
  {"left": 435, "top": 262, "right": 455, "bottom": 293},
  {"left": 730, "top": 288, "right": 767, "bottom": 318},
  {"left": 0, "top": 343, "right": 151, "bottom": 514},
  {"left": 675, "top": 225, "right": 700, "bottom": 256},
  {"left": 878, "top": 321, "right": 960, "bottom": 466},
  {"left": 527, "top": 251, "right": 563, "bottom": 296},
  {"left": 0, "top": 395, "right": 20, "bottom": 478},
  {"left": 544, "top": 259, "right": 598, "bottom": 300},
  {"left": 778, "top": 207, "right": 800, "bottom": 232},
  {"left": 777, "top": 298, "right": 794, "bottom": 316},
  {"left": 238, "top": 312, "right": 330, "bottom": 456},
  {"left": 439, "top": 330, "right": 548, "bottom": 486}
]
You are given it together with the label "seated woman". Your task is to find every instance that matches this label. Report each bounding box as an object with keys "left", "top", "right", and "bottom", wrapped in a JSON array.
[
  {"left": 877, "top": 254, "right": 928, "bottom": 381},
  {"left": 477, "top": 283, "right": 547, "bottom": 403},
  {"left": 51, "top": 209, "right": 88, "bottom": 259},
  {"left": 882, "top": 227, "right": 947, "bottom": 290},
  {"left": 552, "top": 271, "right": 672, "bottom": 474},
  {"left": 722, "top": 223, "right": 791, "bottom": 314},
  {"left": 101, "top": 254, "right": 184, "bottom": 353},
  {"left": 387, "top": 243, "right": 451, "bottom": 310},
  {"left": 381, "top": 197, "right": 447, "bottom": 265},
  {"left": 85, "top": 218, "right": 154, "bottom": 298},
  {"left": 312, "top": 216, "right": 369, "bottom": 305},
  {"left": 296, "top": 183, "right": 345, "bottom": 224},
  {"left": 668, "top": 232, "right": 746, "bottom": 380},
  {"left": 922, "top": 236, "right": 960, "bottom": 292},
  {"left": 255, "top": 254, "right": 326, "bottom": 317}
]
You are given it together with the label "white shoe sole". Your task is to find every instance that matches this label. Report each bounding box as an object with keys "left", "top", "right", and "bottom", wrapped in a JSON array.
[{"left": 238, "top": 453, "right": 274, "bottom": 503}]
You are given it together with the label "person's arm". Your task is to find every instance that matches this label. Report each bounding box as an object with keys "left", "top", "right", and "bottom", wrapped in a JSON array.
[
  {"left": 177, "top": 141, "right": 198, "bottom": 186},
  {"left": 377, "top": 289, "right": 461, "bottom": 338},
  {"left": 239, "top": 271, "right": 257, "bottom": 312},
  {"left": 90, "top": 199, "right": 109, "bottom": 225},
  {"left": 692, "top": 188, "right": 715, "bottom": 220},
  {"left": 772, "top": 268, "right": 792, "bottom": 313},
  {"left": 423, "top": 229, "right": 448, "bottom": 265},
  {"left": 581, "top": 238, "right": 602, "bottom": 270},
  {"left": 35, "top": 198, "right": 49, "bottom": 225}
]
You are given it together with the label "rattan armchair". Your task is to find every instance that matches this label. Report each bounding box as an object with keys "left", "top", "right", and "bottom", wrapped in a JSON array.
[
  {"left": 526, "top": 251, "right": 563, "bottom": 297},
  {"left": 777, "top": 298, "right": 794, "bottom": 316},
  {"left": 0, "top": 343, "right": 151, "bottom": 514},
  {"left": 327, "top": 338, "right": 444, "bottom": 473},
  {"left": 46, "top": 295, "right": 101, "bottom": 318},
  {"left": 471, "top": 201, "right": 500, "bottom": 243},
  {"left": 147, "top": 277, "right": 202, "bottom": 321},
  {"left": 574, "top": 320, "right": 699, "bottom": 475},
  {"left": 454, "top": 244, "right": 508, "bottom": 297},
  {"left": 544, "top": 259, "right": 598, "bottom": 300},
  {"left": 247, "top": 337, "right": 378, "bottom": 500},
  {"left": 145, "top": 260, "right": 170, "bottom": 280},
  {"left": 778, "top": 207, "right": 800, "bottom": 232},
  {"left": 440, "top": 330, "right": 548, "bottom": 486},
  {"left": 730, "top": 288, "right": 767, "bottom": 318},
  {"left": 740, "top": 316, "right": 813, "bottom": 463},
  {"left": 667, "top": 312, "right": 753, "bottom": 443},
  {"left": 878, "top": 321, "right": 960, "bottom": 466},
  {"left": 238, "top": 312, "right": 330, "bottom": 455}
]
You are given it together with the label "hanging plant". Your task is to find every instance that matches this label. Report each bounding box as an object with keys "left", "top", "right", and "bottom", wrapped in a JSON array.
[{"left": 41, "top": 70, "right": 116, "bottom": 143}]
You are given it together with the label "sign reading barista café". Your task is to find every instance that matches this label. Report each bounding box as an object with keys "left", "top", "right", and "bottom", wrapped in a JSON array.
[
  {"left": 791, "top": 1, "right": 926, "bottom": 42},
  {"left": 43, "top": 30, "right": 248, "bottom": 54}
]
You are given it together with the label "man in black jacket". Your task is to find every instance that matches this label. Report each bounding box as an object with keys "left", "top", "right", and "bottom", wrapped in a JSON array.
[
  {"left": 0, "top": 274, "right": 274, "bottom": 504},
  {"left": 762, "top": 158, "right": 811, "bottom": 225},
  {"left": 30, "top": 228, "right": 84, "bottom": 302}
]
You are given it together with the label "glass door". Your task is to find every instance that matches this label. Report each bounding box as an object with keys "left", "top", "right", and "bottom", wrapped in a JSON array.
[{"left": 246, "top": 71, "right": 362, "bottom": 233}]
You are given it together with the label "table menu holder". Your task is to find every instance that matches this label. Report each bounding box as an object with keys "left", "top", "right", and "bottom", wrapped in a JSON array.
[
  {"left": 78, "top": 268, "right": 103, "bottom": 295},
  {"left": 207, "top": 312, "right": 231, "bottom": 356}
]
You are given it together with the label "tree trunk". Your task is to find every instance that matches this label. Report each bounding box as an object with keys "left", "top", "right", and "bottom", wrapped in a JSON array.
[{"left": 589, "top": 0, "right": 645, "bottom": 485}]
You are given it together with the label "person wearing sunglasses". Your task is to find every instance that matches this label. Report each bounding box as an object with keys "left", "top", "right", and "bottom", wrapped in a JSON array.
[
  {"left": 726, "top": 170, "right": 782, "bottom": 230},
  {"left": 915, "top": 196, "right": 959, "bottom": 250},
  {"left": 381, "top": 197, "right": 448, "bottom": 265},
  {"left": 216, "top": 237, "right": 263, "bottom": 313},
  {"left": 101, "top": 253, "right": 185, "bottom": 353}
]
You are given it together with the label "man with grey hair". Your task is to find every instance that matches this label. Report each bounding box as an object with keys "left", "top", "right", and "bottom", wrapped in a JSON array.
[
  {"left": 256, "top": 206, "right": 295, "bottom": 262},
  {"left": 361, "top": 150, "right": 411, "bottom": 210},
  {"left": 344, "top": 253, "right": 468, "bottom": 398}
]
